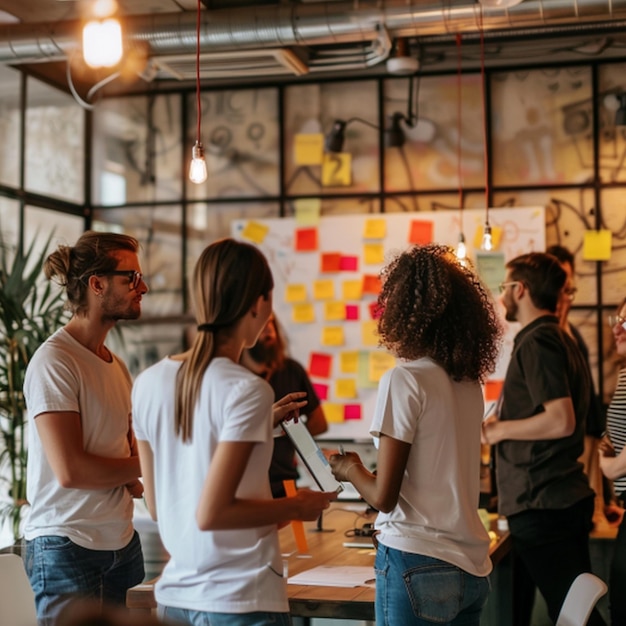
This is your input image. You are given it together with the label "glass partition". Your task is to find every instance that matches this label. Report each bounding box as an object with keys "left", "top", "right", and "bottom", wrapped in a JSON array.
[{"left": 0, "top": 66, "right": 21, "bottom": 189}]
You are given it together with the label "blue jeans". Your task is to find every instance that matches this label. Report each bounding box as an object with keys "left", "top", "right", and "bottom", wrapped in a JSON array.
[
  {"left": 375, "top": 544, "right": 490, "bottom": 625},
  {"left": 25, "top": 531, "right": 144, "bottom": 626},
  {"left": 158, "top": 605, "right": 292, "bottom": 626}
]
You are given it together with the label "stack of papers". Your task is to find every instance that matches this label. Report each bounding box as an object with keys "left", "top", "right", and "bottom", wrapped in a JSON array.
[{"left": 288, "top": 565, "right": 375, "bottom": 587}]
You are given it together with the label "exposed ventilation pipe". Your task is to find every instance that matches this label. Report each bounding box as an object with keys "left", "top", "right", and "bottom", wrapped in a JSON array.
[{"left": 0, "top": 0, "right": 624, "bottom": 65}]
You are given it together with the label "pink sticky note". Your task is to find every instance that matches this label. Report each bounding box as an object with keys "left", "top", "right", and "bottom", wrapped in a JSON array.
[
  {"left": 345, "top": 304, "right": 359, "bottom": 320},
  {"left": 344, "top": 404, "right": 362, "bottom": 421},
  {"left": 312, "top": 382, "right": 329, "bottom": 401},
  {"left": 308, "top": 352, "right": 333, "bottom": 378},
  {"left": 340, "top": 255, "right": 359, "bottom": 271},
  {"left": 369, "top": 301, "right": 383, "bottom": 320}
]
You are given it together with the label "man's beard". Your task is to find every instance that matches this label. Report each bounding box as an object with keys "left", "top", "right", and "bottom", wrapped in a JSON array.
[{"left": 248, "top": 339, "right": 279, "bottom": 366}]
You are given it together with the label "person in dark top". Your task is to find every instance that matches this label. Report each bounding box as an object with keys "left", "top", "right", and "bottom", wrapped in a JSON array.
[
  {"left": 546, "top": 244, "right": 620, "bottom": 524},
  {"left": 482, "top": 252, "right": 604, "bottom": 626},
  {"left": 241, "top": 314, "right": 328, "bottom": 497}
]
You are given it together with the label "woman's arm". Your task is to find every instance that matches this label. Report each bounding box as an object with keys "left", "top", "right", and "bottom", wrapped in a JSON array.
[
  {"left": 137, "top": 440, "right": 157, "bottom": 520},
  {"left": 329, "top": 434, "right": 411, "bottom": 513}
]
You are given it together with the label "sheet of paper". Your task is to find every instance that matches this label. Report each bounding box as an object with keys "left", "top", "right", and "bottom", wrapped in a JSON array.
[{"left": 288, "top": 565, "right": 375, "bottom": 587}]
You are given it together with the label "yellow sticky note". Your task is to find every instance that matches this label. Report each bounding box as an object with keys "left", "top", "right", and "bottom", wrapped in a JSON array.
[
  {"left": 582, "top": 229, "right": 612, "bottom": 261},
  {"left": 339, "top": 351, "right": 359, "bottom": 374},
  {"left": 294, "top": 133, "right": 324, "bottom": 166},
  {"left": 323, "top": 402, "right": 345, "bottom": 423},
  {"left": 322, "top": 326, "right": 345, "bottom": 347},
  {"left": 369, "top": 351, "right": 396, "bottom": 383},
  {"left": 324, "top": 301, "right": 346, "bottom": 321},
  {"left": 364, "top": 218, "right": 386, "bottom": 240},
  {"left": 322, "top": 153, "right": 352, "bottom": 187},
  {"left": 335, "top": 378, "right": 357, "bottom": 399},
  {"left": 241, "top": 221, "right": 269, "bottom": 244},
  {"left": 292, "top": 303, "right": 315, "bottom": 323},
  {"left": 356, "top": 351, "right": 379, "bottom": 389},
  {"left": 342, "top": 280, "right": 363, "bottom": 301},
  {"left": 472, "top": 224, "right": 503, "bottom": 250},
  {"left": 294, "top": 198, "right": 321, "bottom": 226},
  {"left": 364, "top": 243, "right": 384, "bottom": 265},
  {"left": 362, "top": 320, "right": 379, "bottom": 347},
  {"left": 285, "top": 284, "right": 307, "bottom": 303},
  {"left": 313, "top": 280, "right": 335, "bottom": 301}
]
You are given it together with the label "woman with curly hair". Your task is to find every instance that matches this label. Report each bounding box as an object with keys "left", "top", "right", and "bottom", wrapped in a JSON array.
[{"left": 329, "top": 243, "right": 502, "bottom": 626}]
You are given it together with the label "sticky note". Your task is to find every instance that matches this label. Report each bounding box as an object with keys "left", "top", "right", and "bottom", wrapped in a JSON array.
[
  {"left": 292, "top": 303, "right": 315, "bottom": 323},
  {"left": 408, "top": 220, "right": 434, "bottom": 245},
  {"left": 368, "top": 301, "right": 382, "bottom": 320},
  {"left": 295, "top": 227, "right": 318, "bottom": 252},
  {"left": 313, "top": 280, "right": 335, "bottom": 300},
  {"left": 285, "top": 284, "right": 307, "bottom": 303},
  {"left": 362, "top": 274, "right": 382, "bottom": 295},
  {"left": 340, "top": 256, "right": 359, "bottom": 271},
  {"left": 312, "top": 382, "right": 329, "bottom": 401},
  {"left": 241, "top": 221, "right": 269, "bottom": 244},
  {"left": 309, "top": 352, "right": 333, "bottom": 378},
  {"left": 322, "top": 326, "right": 345, "bottom": 347},
  {"left": 335, "top": 378, "right": 357, "bottom": 399},
  {"left": 323, "top": 402, "right": 345, "bottom": 423},
  {"left": 343, "top": 280, "right": 362, "bottom": 300},
  {"left": 475, "top": 252, "right": 506, "bottom": 293},
  {"left": 344, "top": 404, "right": 362, "bottom": 421},
  {"left": 484, "top": 379, "right": 504, "bottom": 402},
  {"left": 322, "top": 152, "right": 352, "bottom": 187},
  {"left": 357, "top": 351, "right": 378, "bottom": 389},
  {"left": 345, "top": 304, "right": 359, "bottom": 320},
  {"left": 324, "top": 301, "right": 346, "bottom": 321},
  {"left": 283, "top": 480, "right": 309, "bottom": 554},
  {"left": 364, "top": 243, "right": 384, "bottom": 265},
  {"left": 362, "top": 320, "right": 379, "bottom": 347},
  {"left": 363, "top": 218, "right": 386, "bottom": 240},
  {"left": 369, "top": 351, "right": 396, "bottom": 382},
  {"left": 339, "top": 351, "right": 359, "bottom": 374},
  {"left": 583, "top": 229, "right": 612, "bottom": 261},
  {"left": 294, "top": 198, "right": 321, "bottom": 226},
  {"left": 294, "top": 133, "right": 324, "bottom": 166},
  {"left": 321, "top": 253, "right": 342, "bottom": 273}
]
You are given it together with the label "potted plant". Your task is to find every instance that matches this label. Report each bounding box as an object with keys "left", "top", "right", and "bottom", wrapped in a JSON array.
[{"left": 0, "top": 233, "right": 68, "bottom": 543}]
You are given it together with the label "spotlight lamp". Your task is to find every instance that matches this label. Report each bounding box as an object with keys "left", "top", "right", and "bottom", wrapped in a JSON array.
[
  {"left": 324, "top": 117, "right": 378, "bottom": 153},
  {"left": 616, "top": 93, "right": 626, "bottom": 127},
  {"left": 386, "top": 112, "right": 406, "bottom": 148}
]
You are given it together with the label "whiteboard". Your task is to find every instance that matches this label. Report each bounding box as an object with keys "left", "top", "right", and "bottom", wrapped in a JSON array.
[{"left": 233, "top": 207, "right": 544, "bottom": 440}]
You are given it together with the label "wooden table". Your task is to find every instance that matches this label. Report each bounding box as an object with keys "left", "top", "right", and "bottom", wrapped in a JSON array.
[{"left": 127, "top": 503, "right": 511, "bottom": 622}]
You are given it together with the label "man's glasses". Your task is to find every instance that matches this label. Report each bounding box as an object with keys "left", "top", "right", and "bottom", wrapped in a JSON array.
[
  {"left": 98, "top": 270, "right": 143, "bottom": 291},
  {"left": 564, "top": 287, "right": 578, "bottom": 301},
  {"left": 608, "top": 314, "right": 626, "bottom": 330},
  {"left": 498, "top": 281, "right": 520, "bottom": 294}
]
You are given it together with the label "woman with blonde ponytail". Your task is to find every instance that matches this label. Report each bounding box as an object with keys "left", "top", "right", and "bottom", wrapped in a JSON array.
[{"left": 133, "top": 238, "right": 335, "bottom": 626}]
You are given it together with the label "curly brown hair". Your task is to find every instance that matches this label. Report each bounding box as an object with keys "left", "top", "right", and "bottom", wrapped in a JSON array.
[{"left": 377, "top": 244, "right": 502, "bottom": 382}]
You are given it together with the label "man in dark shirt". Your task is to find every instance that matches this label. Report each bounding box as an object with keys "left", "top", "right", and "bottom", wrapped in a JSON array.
[
  {"left": 241, "top": 314, "right": 328, "bottom": 497},
  {"left": 482, "top": 252, "right": 603, "bottom": 626}
]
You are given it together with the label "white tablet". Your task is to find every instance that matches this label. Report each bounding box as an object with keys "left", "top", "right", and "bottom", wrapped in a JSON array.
[{"left": 281, "top": 419, "right": 344, "bottom": 494}]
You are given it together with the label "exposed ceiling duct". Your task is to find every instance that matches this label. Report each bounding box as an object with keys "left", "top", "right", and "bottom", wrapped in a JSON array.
[{"left": 0, "top": 0, "right": 625, "bottom": 80}]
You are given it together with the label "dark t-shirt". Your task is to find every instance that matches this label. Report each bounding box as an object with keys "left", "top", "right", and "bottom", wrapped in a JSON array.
[
  {"left": 496, "top": 315, "right": 594, "bottom": 517},
  {"left": 267, "top": 358, "right": 321, "bottom": 496}
]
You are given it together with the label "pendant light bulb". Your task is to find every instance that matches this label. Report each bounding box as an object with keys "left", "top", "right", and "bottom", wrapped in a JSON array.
[
  {"left": 481, "top": 224, "right": 493, "bottom": 251},
  {"left": 83, "top": 18, "right": 123, "bottom": 68},
  {"left": 189, "top": 141, "right": 208, "bottom": 184},
  {"left": 456, "top": 232, "right": 467, "bottom": 261}
]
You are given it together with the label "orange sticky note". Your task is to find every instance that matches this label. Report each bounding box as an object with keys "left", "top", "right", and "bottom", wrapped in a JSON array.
[
  {"left": 321, "top": 253, "right": 342, "bottom": 272},
  {"left": 484, "top": 380, "right": 504, "bottom": 402},
  {"left": 408, "top": 220, "right": 434, "bottom": 245},
  {"left": 295, "top": 228, "right": 318, "bottom": 252},
  {"left": 362, "top": 274, "right": 382, "bottom": 295},
  {"left": 283, "top": 479, "right": 309, "bottom": 554}
]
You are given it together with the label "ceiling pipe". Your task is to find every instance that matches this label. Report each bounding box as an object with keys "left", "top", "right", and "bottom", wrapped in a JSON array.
[{"left": 0, "top": 0, "right": 624, "bottom": 65}]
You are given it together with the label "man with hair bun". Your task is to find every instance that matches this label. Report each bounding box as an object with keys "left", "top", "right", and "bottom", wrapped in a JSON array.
[{"left": 23, "top": 231, "right": 149, "bottom": 626}]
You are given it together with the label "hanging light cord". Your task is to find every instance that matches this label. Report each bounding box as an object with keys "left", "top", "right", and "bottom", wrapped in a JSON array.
[
  {"left": 456, "top": 32, "right": 463, "bottom": 217},
  {"left": 479, "top": 7, "right": 490, "bottom": 229},
  {"left": 195, "top": 0, "right": 202, "bottom": 145}
]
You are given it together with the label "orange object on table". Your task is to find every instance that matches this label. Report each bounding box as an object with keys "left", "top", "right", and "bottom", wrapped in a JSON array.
[{"left": 283, "top": 479, "right": 309, "bottom": 554}]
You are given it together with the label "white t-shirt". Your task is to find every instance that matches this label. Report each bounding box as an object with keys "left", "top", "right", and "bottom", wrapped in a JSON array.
[
  {"left": 132, "top": 357, "right": 288, "bottom": 614},
  {"left": 23, "top": 328, "right": 135, "bottom": 550},
  {"left": 371, "top": 357, "right": 492, "bottom": 577}
]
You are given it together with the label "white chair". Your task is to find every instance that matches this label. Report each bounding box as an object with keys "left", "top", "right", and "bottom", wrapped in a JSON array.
[
  {"left": 0, "top": 553, "right": 37, "bottom": 626},
  {"left": 556, "top": 572, "right": 608, "bottom": 626}
]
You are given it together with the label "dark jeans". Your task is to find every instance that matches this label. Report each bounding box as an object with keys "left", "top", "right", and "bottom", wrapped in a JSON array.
[
  {"left": 507, "top": 496, "right": 605, "bottom": 626},
  {"left": 25, "top": 531, "right": 144, "bottom": 626},
  {"left": 610, "top": 494, "right": 626, "bottom": 625}
]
